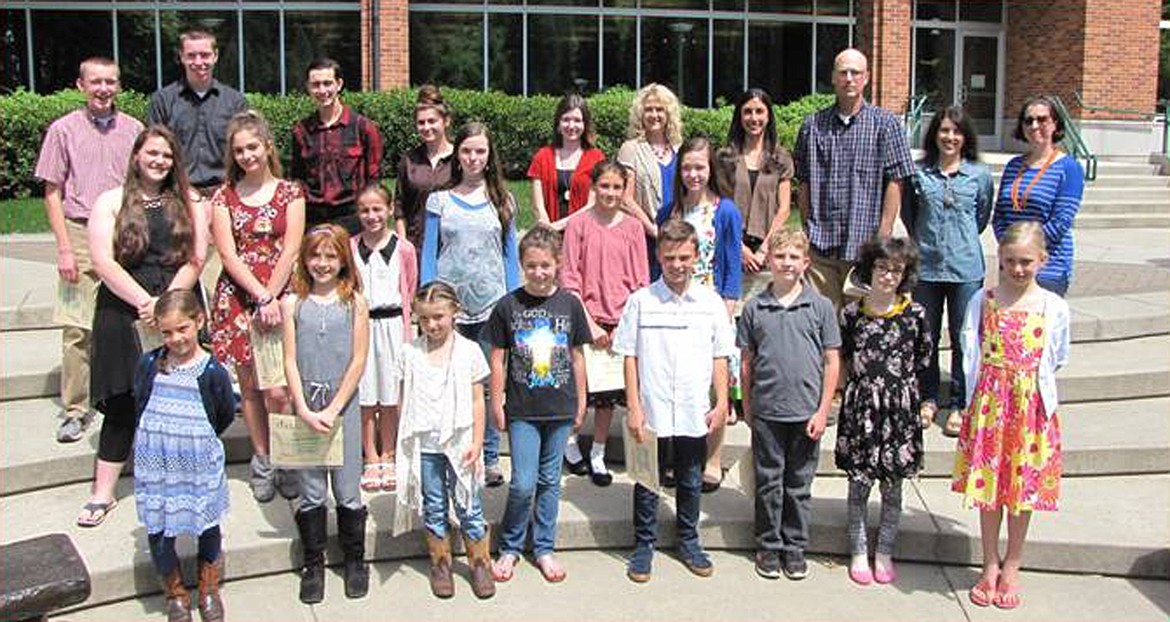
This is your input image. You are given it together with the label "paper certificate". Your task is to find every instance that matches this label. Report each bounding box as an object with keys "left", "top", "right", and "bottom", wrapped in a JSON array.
[
  {"left": 54, "top": 279, "right": 95, "bottom": 328},
  {"left": 622, "top": 424, "right": 659, "bottom": 493},
  {"left": 584, "top": 344, "right": 625, "bottom": 393},
  {"left": 134, "top": 320, "right": 165, "bottom": 352},
  {"left": 269, "top": 412, "right": 344, "bottom": 468},
  {"left": 250, "top": 325, "right": 287, "bottom": 390}
]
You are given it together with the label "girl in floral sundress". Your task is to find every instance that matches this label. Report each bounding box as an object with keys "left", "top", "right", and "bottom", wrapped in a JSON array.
[
  {"left": 952, "top": 221, "right": 1070, "bottom": 611},
  {"left": 835, "top": 236, "right": 931, "bottom": 587}
]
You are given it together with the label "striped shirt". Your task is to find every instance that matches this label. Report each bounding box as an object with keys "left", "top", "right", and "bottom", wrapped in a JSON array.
[
  {"left": 992, "top": 154, "right": 1084, "bottom": 283},
  {"left": 794, "top": 102, "right": 915, "bottom": 262},
  {"left": 34, "top": 108, "right": 144, "bottom": 220}
]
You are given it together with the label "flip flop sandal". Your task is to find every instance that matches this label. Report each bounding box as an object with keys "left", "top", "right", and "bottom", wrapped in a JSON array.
[
  {"left": 968, "top": 578, "right": 996, "bottom": 607},
  {"left": 77, "top": 499, "right": 118, "bottom": 528},
  {"left": 360, "top": 463, "right": 383, "bottom": 492},
  {"left": 993, "top": 582, "right": 1022, "bottom": 610},
  {"left": 535, "top": 554, "right": 567, "bottom": 583},
  {"left": 381, "top": 461, "right": 397, "bottom": 492},
  {"left": 492, "top": 552, "right": 519, "bottom": 582}
]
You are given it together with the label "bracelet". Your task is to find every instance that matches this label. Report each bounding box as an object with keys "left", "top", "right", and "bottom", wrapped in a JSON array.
[{"left": 253, "top": 293, "right": 274, "bottom": 309}]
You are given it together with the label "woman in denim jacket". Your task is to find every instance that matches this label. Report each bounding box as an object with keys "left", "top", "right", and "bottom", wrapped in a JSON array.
[{"left": 903, "top": 106, "right": 993, "bottom": 437}]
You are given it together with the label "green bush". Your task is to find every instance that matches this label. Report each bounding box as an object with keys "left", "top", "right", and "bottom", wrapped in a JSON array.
[{"left": 0, "top": 87, "right": 831, "bottom": 200}]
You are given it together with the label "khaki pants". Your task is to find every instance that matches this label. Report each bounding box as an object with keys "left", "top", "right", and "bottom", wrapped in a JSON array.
[
  {"left": 61, "top": 218, "right": 98, "bottom": 419},
  {"left": 807, "top": 249, "right": 855, "bottom": 313}
]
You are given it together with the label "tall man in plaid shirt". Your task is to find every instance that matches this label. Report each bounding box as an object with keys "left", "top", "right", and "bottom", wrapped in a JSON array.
[
  {"left": 794, "top": 48, "right": 915, "bottom": 310},
  {"left": 290, "top": 58, "right": 384, "bottom": 235}
]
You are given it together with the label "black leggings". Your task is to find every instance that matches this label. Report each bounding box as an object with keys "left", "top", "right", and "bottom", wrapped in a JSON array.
[
  {"left": 148, "top": 525, "right": 222, "bottom": 575},
  {"left": 97, "top": 393, "right": 136, "bottom": 462}
]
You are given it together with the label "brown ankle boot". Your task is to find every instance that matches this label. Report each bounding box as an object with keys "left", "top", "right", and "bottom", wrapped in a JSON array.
[
  {"left": 161, "top": 567, "right": 192, "bottom": 622},
  {"left": 424, "top": 532, "right": 455, "bottom": 599},
  {"left": 196, "top": 557, "right": 224, "bottom": 622},
  {"left": 463, "top": 529, "right": 496, "bottom": 599}
]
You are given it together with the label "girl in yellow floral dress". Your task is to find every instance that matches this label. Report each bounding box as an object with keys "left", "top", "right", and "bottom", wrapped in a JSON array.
[{"left": 952, "top": 221, "right": 1070, "bottom": 611}]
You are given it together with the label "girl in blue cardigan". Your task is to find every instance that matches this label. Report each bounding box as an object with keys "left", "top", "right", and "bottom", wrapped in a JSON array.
[
  {"left": 655, "top": 135, "right": 742, "bottom": 491},
  {"left": 656, "top": 136, "right": 743, "bottom": 313}
]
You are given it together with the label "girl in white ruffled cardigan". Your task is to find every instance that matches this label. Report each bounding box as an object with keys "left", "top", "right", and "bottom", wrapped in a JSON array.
[{"left": 394, "top": 282, "right": 496, "bottom": 600}]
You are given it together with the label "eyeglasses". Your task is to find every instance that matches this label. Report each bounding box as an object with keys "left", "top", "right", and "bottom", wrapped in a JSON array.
[
  {"left": 873, "top": 263, "right": 906, "bottom": 276},
  {"left": 1023, "top": 115, "right": 1052, "bottom": 126}
]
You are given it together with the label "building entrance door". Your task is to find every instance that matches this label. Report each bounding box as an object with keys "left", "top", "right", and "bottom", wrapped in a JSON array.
[{"left": 958, "top": 32, "right": 1002, "bottom": 147}]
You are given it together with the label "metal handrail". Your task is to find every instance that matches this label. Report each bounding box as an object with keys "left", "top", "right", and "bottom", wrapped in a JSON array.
[
  {"left": 1048, "top": 95, "right": 1098, "bottom": 181},
  {"left": 904, "top": 94, "right": 929, "bottom": 149},
  {"left": 1073, "top": 90, "right": 1157, "bottom": 121}
]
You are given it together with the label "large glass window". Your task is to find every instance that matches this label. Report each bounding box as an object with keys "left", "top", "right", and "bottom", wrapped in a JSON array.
[
  {"left": 960, "top": 0, "right": 1002, "bottom": 23},
  {"left": 752, "top": 0, "right": 812, "bottom": 15},
  {"left": 713, "top": 19, "right": 745, "bottom": 106},
  {"left": 409, "top": 11, "right": 483, "bottom": 89},
  {"left": 285, "top": 12, "right": 362, "bottom": 92},
  {"left": 1158, "top": 25, "right": 1169, "bottom": 103},
  {"left": 31, "top": 10, "right": 114, "bottom": 93},
  {"left": 641, "top": 17, "right": 708, "bottom": 107},
  {"left": 243, "top": 12, "right": 280, "bottom": 94},
  {"left": 3, "top": 10, "right": 29, "bottom": 92},
  {"left": 117, "top": 11, "right": 158, "bottom": 94},
  {"left": 913, "top": 27, "right": 955, "bottom": 109},
  {"left": 158, "top": 11, "right": 239, "bottom": 90},
  {"left": 748, "top": 21, "right": 811, "bottom": 104},
  {"left": 816, "top": 0, "right": 852, "bottom": 16},
  {"left": 815, "top": 22, "right": 850, "bottom": 93},
  {"left": 488, "top": 13, "right": 523, "bottom": 94},
  {"left": 916, "top": 0, "right": 956, "bottom": 21},
  {"left": 528, "top": 14, "right": 599, "bottom": 95},
  {"left": 602, "top": 16, "right": 637, "bottom": 91}
]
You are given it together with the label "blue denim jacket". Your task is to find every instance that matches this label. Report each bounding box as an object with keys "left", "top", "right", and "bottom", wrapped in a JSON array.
[{"left": 903, "top": 159, "right": 993, "bottom": 283}]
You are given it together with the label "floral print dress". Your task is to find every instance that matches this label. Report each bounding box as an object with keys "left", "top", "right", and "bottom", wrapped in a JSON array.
[
  {"left": 682, "top": 201, "right": 717, "bottom": 289},
  {"left": 835, "top": 297, "right": 931, "bottom": 484},
  {"left": 952, "top": 291, "right": 1062, "bottom": 513},
  {"left": 210, "top": 180, "right": 303, "bottom": 367}
]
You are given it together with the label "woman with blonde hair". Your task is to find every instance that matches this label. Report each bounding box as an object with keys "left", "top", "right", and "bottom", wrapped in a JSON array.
[{"left": 616, "top": 83, "right": 684, "bottom": 241}]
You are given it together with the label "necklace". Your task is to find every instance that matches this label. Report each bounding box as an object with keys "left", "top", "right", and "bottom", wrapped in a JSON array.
[
  {"left": 650, "top": 141, "right": 671, "bottom": 162},
  {"left": 142, "top": 195, "right": 163, "bottom": 210}
]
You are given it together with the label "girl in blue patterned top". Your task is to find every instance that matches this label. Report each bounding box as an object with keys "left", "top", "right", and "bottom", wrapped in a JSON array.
[{"left": 133, "top": 289, "right": 235, "bottom": 622}]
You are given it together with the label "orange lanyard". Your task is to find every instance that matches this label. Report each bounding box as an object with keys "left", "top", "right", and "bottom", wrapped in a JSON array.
[{"left": 1011, "top": 151, "right": 1058, "bottom": 212}]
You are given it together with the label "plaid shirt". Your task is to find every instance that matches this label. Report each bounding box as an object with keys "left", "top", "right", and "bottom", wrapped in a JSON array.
[
  {"left": 794, "top": 102, "right": 914, "bottom": 262},
  {"left": 290, "top": 106, "right": 383, "bottom": 219}
]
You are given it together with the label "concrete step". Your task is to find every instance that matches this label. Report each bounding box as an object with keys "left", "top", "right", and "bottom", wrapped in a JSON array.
[
  {"left": 0, "top": 255, "right": 57, "bottom": 331},
  {"left": 1075, "top": 214, "right": 1170, "bottom": 229},
  {"left": 940, "top": 334, "right": 1170, "bottom": 404},
  {"left": 7, "top": 395, "right": 1166, "bottom": 496},
  {"left": 0, "top": 329, "right": 61, "bottom": 401},
  {"left": 3, "top": 466, "right": 1165, "bottom": 609},
  {"left": 1081, "top": 188, "right": 1170, "bottom": 203},
  {"left": 1079, "top": 199, "right": 1170, "bottom": 214},
  {"left": 59, "top": 550, "right": 1170, "bottom": 622}
]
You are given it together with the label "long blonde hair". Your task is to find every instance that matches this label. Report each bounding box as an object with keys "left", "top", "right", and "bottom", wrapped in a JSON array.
[{"left": 627, "top": 83, "right": 683, "bottom": 147}]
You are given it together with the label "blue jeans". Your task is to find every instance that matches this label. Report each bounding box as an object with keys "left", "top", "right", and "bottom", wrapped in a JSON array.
[
  {"left": 457, "top": 320, "right": 500, "bottom": 467},
  {"left": 498, "top": 418, "right": 573, "bottom": 557},
  {"left": 914, "top": 280, "right": 981, "bottom": 409},
  {"left": 633, "top": 435, "right": 706, "bottom": 550},
  {"left": 420, "top": 453, "right": 486, "bottom": 541}
]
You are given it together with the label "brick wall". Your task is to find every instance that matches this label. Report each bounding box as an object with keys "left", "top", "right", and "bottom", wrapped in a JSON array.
[
  {"left": 855, "top": 0, "right": 912, "bottom": 114},
  {"left": 1006, "top": 0, "right": 1159, "bottom": 120},
  {"left": 361, "top": 0, "right": 410, "bottom": 90}
]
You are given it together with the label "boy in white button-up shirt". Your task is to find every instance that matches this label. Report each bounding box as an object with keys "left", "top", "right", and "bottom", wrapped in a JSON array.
[{"left": 613, "top": 220, "right": 736, "bottom": 583}]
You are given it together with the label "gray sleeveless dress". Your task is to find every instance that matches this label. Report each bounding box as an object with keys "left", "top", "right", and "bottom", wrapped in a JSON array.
[{"left": 295, "top": 295, "right": 362, "bottom": 511}]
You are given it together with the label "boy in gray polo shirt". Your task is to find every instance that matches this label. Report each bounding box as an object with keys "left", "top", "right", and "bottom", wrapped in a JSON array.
[{"left": 738, "top": 227, "right": 841, "bottom": 581}]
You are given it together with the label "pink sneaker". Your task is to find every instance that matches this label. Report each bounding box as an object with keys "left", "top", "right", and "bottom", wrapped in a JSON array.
[{"left": 848, "top": 565, "right": 873, "bottom": 586}]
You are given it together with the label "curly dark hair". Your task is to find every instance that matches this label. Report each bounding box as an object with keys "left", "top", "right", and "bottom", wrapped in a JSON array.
[{"left": 856, "top": 236, "right": 920, "bottom": 295}]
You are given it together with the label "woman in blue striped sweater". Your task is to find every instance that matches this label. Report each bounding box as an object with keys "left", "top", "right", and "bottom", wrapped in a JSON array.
[{"left": 992, "top": 96, "right": 1084, "bottom": 297}]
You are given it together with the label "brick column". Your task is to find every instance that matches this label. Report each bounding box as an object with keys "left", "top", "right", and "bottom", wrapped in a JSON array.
[
  {"left": 361, "top": 0, "right": 410, "bottom": 91},
  {"left": 1005, "top": 0, "right": 1159, "bottom": 120},
  {"left": 854, "top": 0, "right": 912, "bottom": 114}
]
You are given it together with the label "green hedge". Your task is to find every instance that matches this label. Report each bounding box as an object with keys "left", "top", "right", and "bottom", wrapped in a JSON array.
[{"left": 0, "top": 87, "right": 833, "bottom": 200}]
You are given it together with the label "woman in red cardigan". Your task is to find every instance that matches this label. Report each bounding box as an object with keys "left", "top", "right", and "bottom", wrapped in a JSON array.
[{"left": 527, "top": 93, "right": 606, "bottom": 231}]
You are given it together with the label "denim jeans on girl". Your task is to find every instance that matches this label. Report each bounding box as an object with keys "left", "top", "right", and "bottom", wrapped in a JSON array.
[
  {"left": 420, "top": 452, "right": 486, "bottom": 540},
  {"left": 498, "top": 418, "right": 573, "bottom": 557}
]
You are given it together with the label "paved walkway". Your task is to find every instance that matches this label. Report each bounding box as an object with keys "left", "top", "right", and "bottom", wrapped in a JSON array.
[{"left": 58, "top": 550, "right": 1170, "bottom": 621}]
